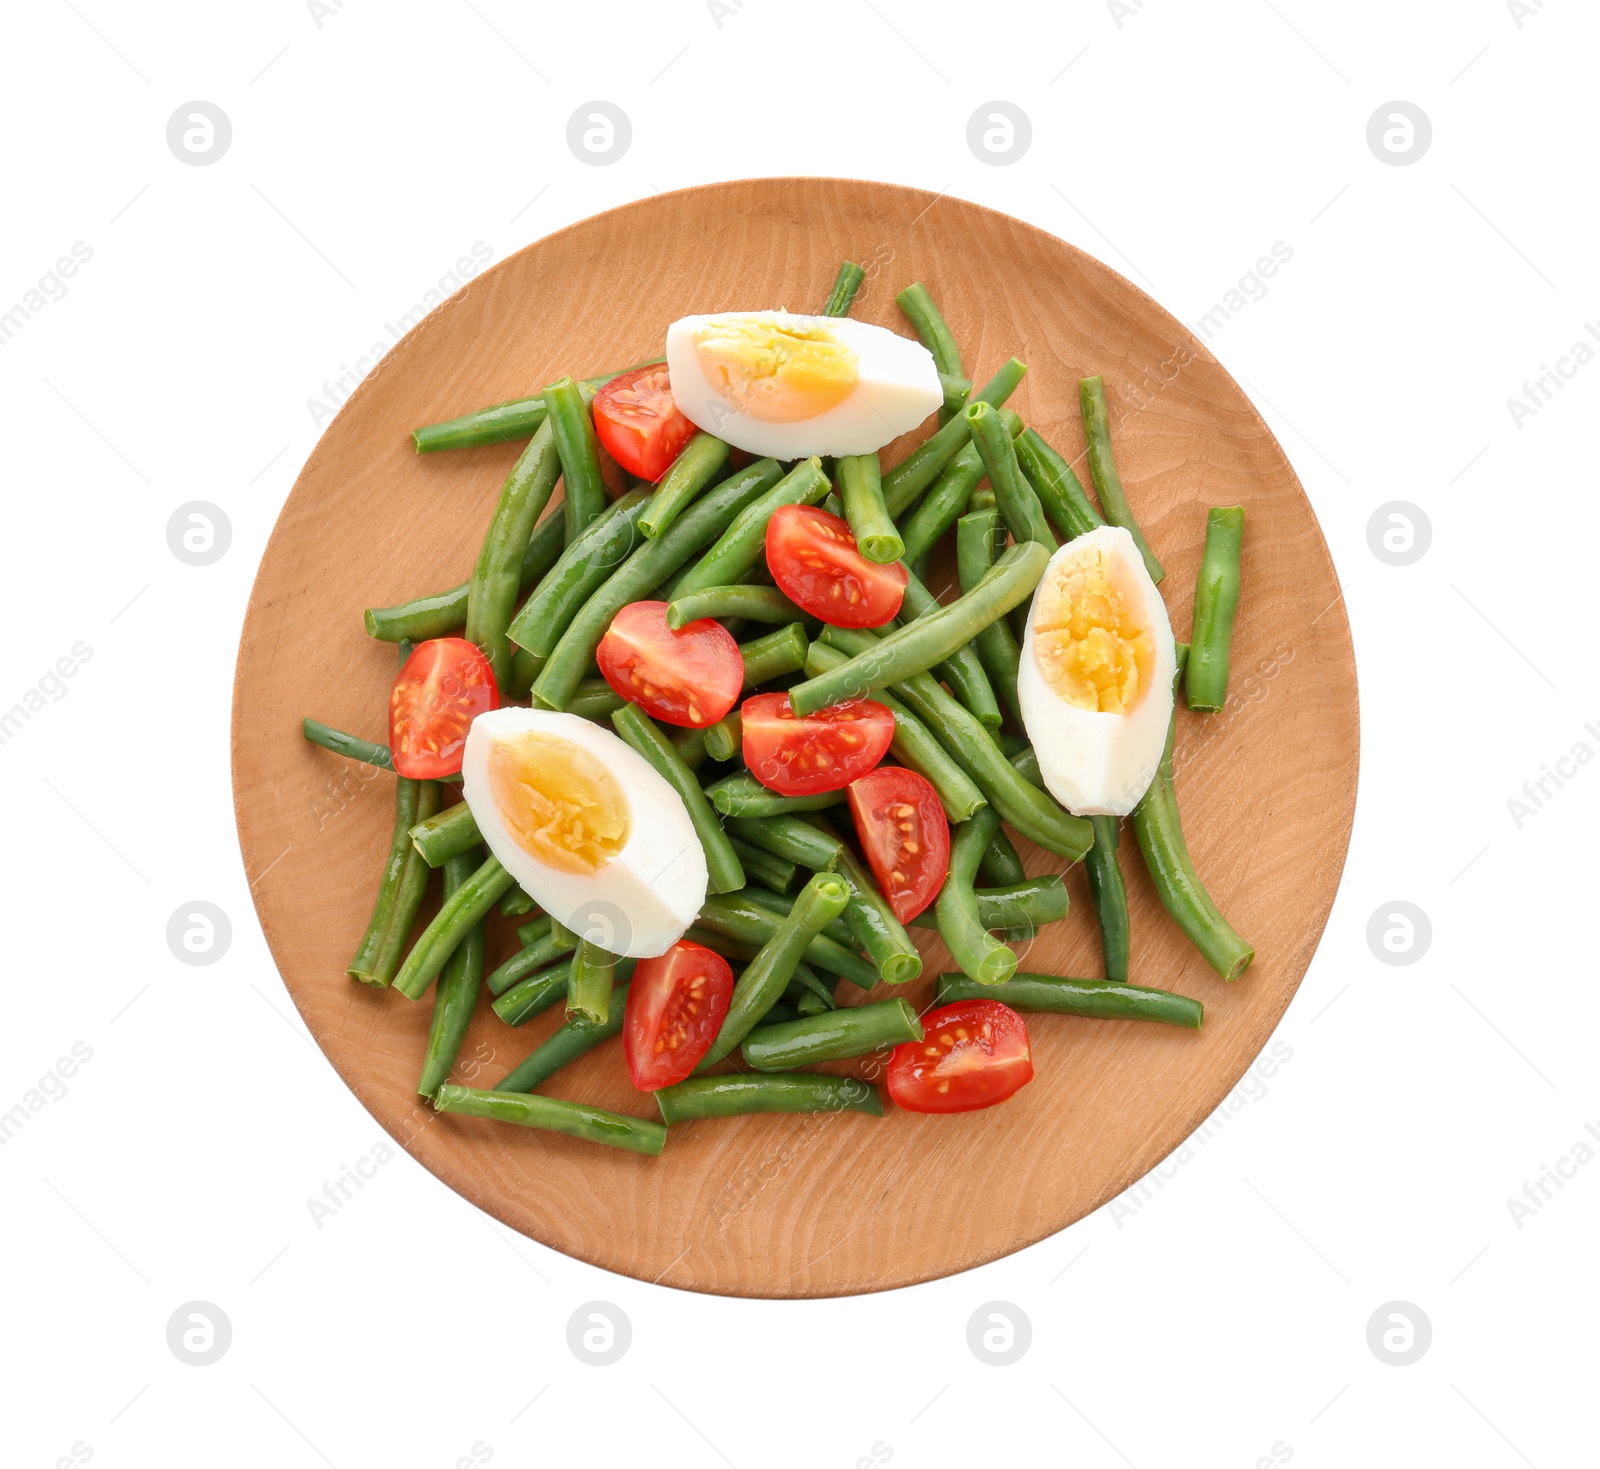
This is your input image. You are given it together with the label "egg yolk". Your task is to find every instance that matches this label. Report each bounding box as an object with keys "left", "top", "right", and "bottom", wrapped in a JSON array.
[
  {"left": 487, "top": 732, "right": 631, "bottom": 875},
  {"left": 1031, "top": 547, "right": 1155, "bottom": 714},
  {"left": 693, "top": 316, "right": 858, "bottom": 423}
]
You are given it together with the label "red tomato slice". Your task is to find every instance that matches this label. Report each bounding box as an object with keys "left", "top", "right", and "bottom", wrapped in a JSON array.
[
  {"left": 389, "top": 637, "right": 499, "bottom": 778},
  {"left": 592, "top": 366, "right": 697, "bottom": 483},
  {"left": 765, "top": 504, "right": 908, "bottom": 627},
  {"left": 597, "top": 600, "right": 743, "bottom": 728},
  {"left": 624, "top": 940, "right": 734, "bottom": 1090},
  {"left": 847, "top": 767, "right": 951, "bottom": 922},
  {"left": 741, "top": 691, "right": 895, "bottom": 797},
  {"left": 887, "top": 999, "right": 1034, "bottom": 1114}
]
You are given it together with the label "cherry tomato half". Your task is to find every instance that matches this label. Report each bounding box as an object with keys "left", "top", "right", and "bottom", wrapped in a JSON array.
[
  {"left": 597, "top": 600, "right": 743, "bottom": 728},
  {"left": 887, "top": 999, "right": 1034, "bottom": 1114},
  {"left": 847, "top": 767, "right": 951, "bottom": 923},
  {"left": 592, "top": 366, "right": 698, "bottom": 483},
  {"left": 624, "top": 940, "right": 735, "bottom": 1090},
  {"left": 741, "top": 691, "right": 895, "bottom": 797},
  {"left": 765, "top": 504, "right": 908, "bottom": 628},
  {"left": 388, "top": 637, "right": 499, "bottom": 778}
]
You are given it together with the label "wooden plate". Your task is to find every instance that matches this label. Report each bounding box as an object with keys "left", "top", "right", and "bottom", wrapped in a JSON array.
[{"left": 232, "top": 178, "right": 1357, "bottom": 1298}]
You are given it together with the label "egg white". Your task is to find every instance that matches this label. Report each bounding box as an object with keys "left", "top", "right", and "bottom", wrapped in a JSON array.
[{"left": 460, "top": 707, "right": 707, "bottom": 958}]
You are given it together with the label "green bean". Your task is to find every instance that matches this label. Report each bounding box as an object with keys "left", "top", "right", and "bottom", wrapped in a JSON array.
[
  {"left": 740, "top": 884, "right": 855, "bottom": 948},
  {"left": 1079, "top": 374, "right": 1164, "bottom": 583},
  {"left": 800, "top": 643, "right": 985, "bottom": 821},
  {"left": 897, "top": 408, "right": 1021, "bottom": 566},
  {"left": 724, "top": 813, "right": 843, "bottom": 872},
  {"left": 671, "top": 458, "right": 828, "bottom": 599},
  {"left": 410, "top": 359, "right": 662, "bottom": 453},
  {"left": 486, "top": 923, "right": 570, "bottom": 998},
  {"left": 704, "top": 711, "right": 742, "bottom": 762},
  {"left": 565, "top": 937, "right": 616, "bottom": 1025},
  {"left": 823, "top": 836, "right": 922, "bottom": 984},
  {"left": 303, "top": 717, "right": 396, "bottom": 774},
  {"left": 532, "top": 914, "right": 577, "bottom": 952},
  {"left": 969, "top": 485, "right": 996, "bottom": 512},
  {"left": 433, "top": 1083, "right": 665, "bottom": 1156},
  {"left": 728, "top": 836, "right": 797, "bottom": 895},
  {"left": 694, "top": 888, "right": 874, "bottom": 989},
  {"left": 910, "top": 876, "right": 1069, "bottom": 933},
  {"left": 738, "top": 623, "right": 809, "bottom": 686},
  {"left": 505, "top": 489, "right": 649, "bottom": 663},
  {"left": 895, "top": 282, "right": 963, "bottom": 424},
  {"left": 500, "top": 885, "right": 538, "bottom": 918},
  {"left": 795, "top": 988, "right": 828, "bottom": 1016},
  {"left": 706, "top": 771, "right": 847, "bottom": 818},
  {"left": 935, "top": 972, "right": 1203, "bottom": 1028},
  {"left": 565, "top": 679, "right": 626, "bottom": 722},
  {"left": 531, "top": 459, "right": 784, "bottom": 711},
  {"left": 492, "top": 955, "right": 573, "bottom": 1026},
  {"left": 1085, "top": 815, "right": 1130, "bottom": 983},
  {"left": 894, "top": 566, "right": 1004, "bottom": 731},
  {"left": 392, "top": 855, "right": 515, "bottom": 1000},
  {"left": 671, "top": 725, "right": 709, "bottom": 771},
  {"left": 822, "top": 260, "right": 866, "bottom": 317},
  {"left": 696, "top": 874, "right": 852, "bottom": 1070},
  {"left": 789, "top": 542, "right": 1047, "bottom": 716},
  {"left": 611, "top": 703, "right": 744, "bottom": 895},
  {"left": 1014, "top": 428, "right": 1103, "bottom": 541},
  {"left": 956, "top": 509, "right": 1024, "bottom": 728},
  {"left": 668, "top": 584, "right": 806, "bottom": 631},
  {"left": 684, "top": 926, "right": 761, "bottom": 963},
  {"left": 978, "top": 825, "right": 1026, "bottom": 887},
  {"left": 936, "top": 807, "right": 1017, "bottom": 984},
  {"left": 784, "top": 960, "right": 837, "bottom": 1013},
  {"left": 837, "top": 453, "right": 903, "bottom": 564},
  {"left": 882, "top": 357, "right": 1026, "bottom": 517},
  {"left": 1185, "top": 505, "right": 1245, "bottom": 713},
  {"left": 820, "top": 626, "right": 1093, "bottom": 860},
  {"left": 542, "top": 376, "right": 606, "bottom": 543},
  {"left": 637, "top": 432, "right": 731, "bottom": 541},
  {"left": 464, "top": 416, "right": 566, "bottom": 688},
  {"left": 365, "top": 511, "right": 566, "bottom": 643},
  {"left": 410, "top": 800, "right": 480, "bottom": 867},
  {"left": 497, "top": 973, "right": 639, "bottom": 1089},
  {"left": 656, "top": 1072, "right": 881, "bottom": 1123},
  {"left": 743, "top": 999, "right": 920, "bottom": 1074},
  {"left": 418, "top": 848, "right": 486, "bottom": 1097},
  {"left": 939, "top": 372, "right": 973, "bottom": 423},
  {"left": 348, "top": 775, "right": 435, "bottom": 985},
  {"left": 550, "top": 917, "right": 578, "bottom": 949},
  {"left": 966, "top": 401, "right": 1053, "bottom": 549}
]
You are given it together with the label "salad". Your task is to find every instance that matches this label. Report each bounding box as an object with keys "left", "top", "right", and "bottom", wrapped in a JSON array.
[{"left": 301, "top": 261, "right": 1253, "bottom": 1158}]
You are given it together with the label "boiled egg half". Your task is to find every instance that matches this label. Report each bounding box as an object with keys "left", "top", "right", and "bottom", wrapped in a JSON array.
[
  {"left": 461, "top": 707, "right": 706, "bottom": 958},
  {"left": 665, "top": 310, "right": 942, "bottom": 459},
  {"left": 1017, "top": 525, "right": 1177, "bottom": 816}
]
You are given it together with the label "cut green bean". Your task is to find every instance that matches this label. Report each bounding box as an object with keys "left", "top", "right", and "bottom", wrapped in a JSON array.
[
  {"left": 392, "top": 855, "right": 515, "bottom": 1000},
  {"left": 706, "top": 771, "right": 847, "bottom": 818},
  {"left": 418, "top": 848, "right": 486, "bottom": 1097},
  {"left": 684, "top": 926, "right": 760, "bottom": 963},
  {"left": 956, "top": 509, "right": 1024, "bottom": 728},
  {"left": 670, "top": 458, "right": 828, "bottom": 599},
  {"left": 492, "top": 955, "right": 573, "bottom": 1026},
  {"left": 784, "top": 960, "right": 837, "bottom": 1014},
  {"left": 696, "top": 874, "right": 852, "bottom": 1070},
  {"left": 1185, "top": 505, "right": 1244, "bottom": 713},
  {"left": 824, "top": 837, "right": 922, "bottom": 984},
  {"left": 896, "top": 567, "right": 1002, "bottom": 732},
  {"left": 897, "top": 408, "right": 1021, "bottom": 567},
  {"left": 1079, "top": 374, "right": 1164, "bottom": 583},
  {"left": 738, "top": 623, "right": 809, "bottom": 687},
  {"left": 694, "top": 888, "right": 874, "bottom": 989},
  {"left": 566, "top": 679, "right": 627, "bottom": 722},
  {"left": 704, "top": 711, "right": 742, "bottom": 762},
  {"left": 486, "top": 923, "right": 571, "bottom": 998},
  {"left": 837, "top": 453, "right": 903, "bottom": 564},
  {"left": 938, "top": 372, "right": 973, "bottom": 423},
  {"left": 882, "top": 357, "right": 1026, "bottom": 517},
  {"left": 433, "top": 1083, "right": 665, "bottom": 1156},
  {"left": 500, "top": 885, "right": 537, "bottom": 918},
  {"left": 304, "top": 717, "right": 395, "bottom": 774},
  {"left": 497, "top": 972, "right": 639, "bottom": 1088},
  {"left": 978, "top": 825, "right": 1026, "bottom": 887},
  {"left": 505, "top": 489, "right": 649, "bottom": 662},
  {"left": 349, "top": 775, "right": 435, "bottom": 985},
  {"left": 565, "top": 938, "right": 616, "bottom": 1026},
  {"left": 742, "top": 997, "right": 921, "bottom": 1072},
  {"left": 936, "top": 806, "right": 1017, "bottom": 984},
  {"left": 543, "top": 376, "right": 606, "bottom": 543},
  {"left": 667, "top": 584, "right": 806, "bottom": 631},
  {"left": 935, "top": 972, "right": 1203, "bottom": 1028},
  {"left": 410, "top": 359, "right": 662, "bottom": 454},
  {"left": 738, "top": 884, "right": 854, "bottom": 949},
  {"left": 655, "top": 1072, "right": 881, "bottom": 1123},
  {"left": 637, "top": 432, "right": 731, "bottom": 541},
  {"left": 671, "top": 725, "right": 709, "bottom": 772},
  {"left": 1085, "top": 815, "right": 1130, "bottom": 983},
  {"left": 531, "top": 459, "right": 784, "bottom": 711},
  {"left": 822, "top": 260, "right": 866, "bottom": 317},
  {"left": 910, "top": 876, "right": 1069, "bottom": 933},
  {"left": 611, "top": 703, "right": 744, "bottom": 894},
  {"left": 410, "top": 800, "right": 480, "bottom": 868},
  {"left": 1015, "top": 428, "right": 1104, "bottom": 541},
  {"left": 728, "top": 836, "right": 797, "bottom": 894},
  {"left": 724, "top": 813, "right": 843, "bottom": 872},
  {"left": 789, "top": 542, "right": 1047, "bottom": 716},
  {"left": 895, "top": 282, "right": 963, "bottom": 424},
  {"left": 966, "top": 401, "right": 1053, "bottom": 549}
]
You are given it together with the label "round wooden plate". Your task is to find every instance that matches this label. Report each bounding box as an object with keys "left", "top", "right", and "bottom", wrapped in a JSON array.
[{"left": 232, "top": 178, "right": 1357, "bottom": 1298}]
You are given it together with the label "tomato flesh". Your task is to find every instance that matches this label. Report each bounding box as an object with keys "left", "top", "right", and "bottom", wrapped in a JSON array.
[
  {"left": 389, "top": 637, "right": 499, "bottom": 778},
  {"left": 847, "top": 767, "right": 951, "bottom": 922},
  {"left": 887, "top": 1000, "right": 1034, "bottom": 1114},
  {"left": 741, "top": 691, "right": 895, "bottom": 797},
  {"left": 624, "top": 940, "right": 734, "bottom": 1090},
  {"left": 766, "top": 504, "right": 907, "bottom": 628},
  {"left": 592, "top": 366, "right": 697, "bottom": 483},
  {"left": 596, "top": 601, "right": 743, "bottom": 728}
]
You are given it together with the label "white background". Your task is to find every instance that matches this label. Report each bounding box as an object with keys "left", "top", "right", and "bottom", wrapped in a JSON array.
[{"left": 2, "top": 1, "right": 1596, "bottom": 1464}]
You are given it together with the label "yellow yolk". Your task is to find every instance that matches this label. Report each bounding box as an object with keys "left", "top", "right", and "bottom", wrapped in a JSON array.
[
  {"left": 487, "top": 731, "right": 631, "bottom": 875},
  {"left": 1031, "top": 547, "right": 1155, "bottom": 714},
  {"left": 693, "top": 317, "right": 858, "bottom": 423}
]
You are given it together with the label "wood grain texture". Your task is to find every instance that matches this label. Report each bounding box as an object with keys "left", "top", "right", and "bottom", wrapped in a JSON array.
[{"left": 232, "top": 178, "right": 1357, "bottom": 1298}]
